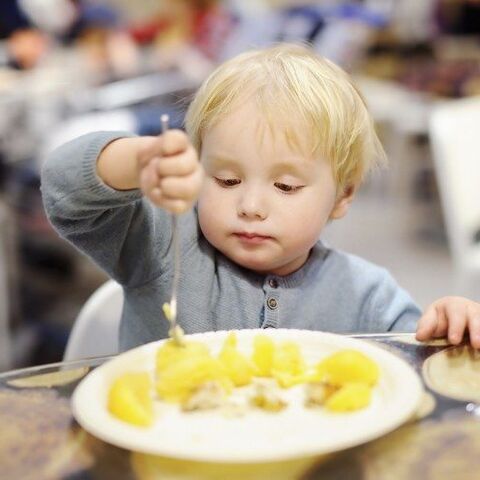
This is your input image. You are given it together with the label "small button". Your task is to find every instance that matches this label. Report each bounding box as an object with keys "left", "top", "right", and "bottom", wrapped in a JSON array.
[
  {"left": 268, "top": 278, "right": 278, "bottom": 289},
  {"left": 267, "top": 298, "right": 278, "bottom": 310}
]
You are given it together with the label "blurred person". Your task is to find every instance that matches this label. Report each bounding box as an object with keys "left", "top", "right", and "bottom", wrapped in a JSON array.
[
  {"left": 220, "top": 1, "right": 387, "bottom": 69},
  {"left": 18, "top": 0, "right": 79, "bottom": 37},
  {"left": 5, "top": 28, "right": 49, "bottom": 69},
  {"left": 19, "top": 0, "right": 141, "bottom": 80},
  {"left": 41, "top": 44, "right": 480, "bottom": 351},
  {"left": 436, "top": 0, "right": 480, "bottom": 35},
  {"left": 156, "top": 0, "right": 234, "bottom": 59},
  {"left": 0, "top": 0, "right": 50, "bottom": 69},
  {"left": 145, "top": 0, "right": 234, "bottom": 79}
]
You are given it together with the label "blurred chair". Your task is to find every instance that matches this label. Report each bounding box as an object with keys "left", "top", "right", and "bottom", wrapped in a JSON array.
[
  {"left": 63, "top": 280, "right": 123, "bottom": 361},
  {"left": 429, "top": 97, "right": 480, "bottom": 279}
]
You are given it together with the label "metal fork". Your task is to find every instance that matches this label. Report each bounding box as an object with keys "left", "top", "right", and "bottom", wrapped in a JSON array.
[{"left": 161, "top": 114, "right": 184, "bottom": 345}]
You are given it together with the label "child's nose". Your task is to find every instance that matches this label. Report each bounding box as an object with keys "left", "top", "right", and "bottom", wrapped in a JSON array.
[{"left": 237, "top": 188, "right": 267, "bottom": 220}]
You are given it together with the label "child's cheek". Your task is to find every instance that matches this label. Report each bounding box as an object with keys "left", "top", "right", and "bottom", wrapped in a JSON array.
[{"left": 197, "top": 195, "right": 220, "bottom": 240}]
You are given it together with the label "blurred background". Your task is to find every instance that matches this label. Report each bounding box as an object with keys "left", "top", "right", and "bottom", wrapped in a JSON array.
[{"left": 0, "top": 0, "right": 479, "bottom": 371}]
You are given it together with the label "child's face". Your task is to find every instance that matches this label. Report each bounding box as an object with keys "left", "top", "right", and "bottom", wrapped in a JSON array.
[{"left": 197, "top": 101, "right": 352, "bottom": 276}]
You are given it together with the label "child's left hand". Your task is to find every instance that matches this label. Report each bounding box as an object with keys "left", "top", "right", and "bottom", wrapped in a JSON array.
[{"left": 416, "top": 296, "right": 480, "bottom": 348}]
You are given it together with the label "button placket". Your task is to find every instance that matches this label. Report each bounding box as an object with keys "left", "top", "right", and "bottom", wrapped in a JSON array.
[
  {"left": 261, "top": 276, "right": 280, "bottom": 328},
  {"left": 267, "top": 297, "right": 278, "bottom": 310},
  {"left": 263, "top": 290, "right": 279, "bottom": 328},
  {"left": 268, "top": 278, "right": 279, "bottom": 289}
]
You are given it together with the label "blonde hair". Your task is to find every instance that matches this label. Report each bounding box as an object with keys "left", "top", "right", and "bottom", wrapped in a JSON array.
[{"left": 185, "top": 43, "right": 386, "bottom": 192}]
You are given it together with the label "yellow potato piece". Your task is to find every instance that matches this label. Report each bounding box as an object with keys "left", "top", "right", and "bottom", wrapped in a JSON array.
[
  {"left": 252, "top": 337, "right": 307, "bottom": 387},
  {"left": 316, "top": 349, "right": 379, "bottom": 386},
  {"left": 252, "top": 335, "right": 276, "bottom": 376},
  {"left": 156, "top": 339, "right": 209, "bottom": 374},
  {"left": 157, "top": 354, "right": 233, "bottom": 403},
  {"left": 272, "top": 342, "right": 306, "bottom": 388},
  {"left": 272, "top": 342, "right": 305, "bottom": 374},
  {"left": 325, "top": 383, "right": 372, "bottom": 412},
  {"left": 272, "top": 371, "right": 308, "bottom": 388},
  {"left": 223, "top": 331, "right": 238, "bottom": 349},
  {"left": 108, "top": 372, "right": 154, "bottom": 427},
  {"left": 219, "top": 333, "right": 257, "bottom": 387},
  {"left": 162, "top": 302, "right": 172, "bottom": 321}
]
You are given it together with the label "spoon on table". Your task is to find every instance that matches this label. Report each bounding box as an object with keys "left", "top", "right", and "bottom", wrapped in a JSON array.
[{"left": 160, "top": 113, "right": 185, "bottom": 346}]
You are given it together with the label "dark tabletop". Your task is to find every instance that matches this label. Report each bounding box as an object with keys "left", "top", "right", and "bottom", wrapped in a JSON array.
[{"left": 1, "top": 333, "right": 480, "bottom": 480}]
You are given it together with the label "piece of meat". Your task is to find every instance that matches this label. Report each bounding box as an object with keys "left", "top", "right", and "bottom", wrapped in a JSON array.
[
  {"left": 182, "top": 381, "right": 226, "bottom": 412},
  {"left": 304, "top": 382, "right": 338, "bottom": 408},
  {"left": 250, "top": 378, "right": 287, "bottom": 412}
]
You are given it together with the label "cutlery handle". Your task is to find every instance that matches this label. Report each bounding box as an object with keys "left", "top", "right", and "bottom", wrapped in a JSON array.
[
  {"left": 160, "top": 114, "right": 183, "bottom": 345},
  {"left": 160, "top": 114, "right": 169, "bottom": 135}
]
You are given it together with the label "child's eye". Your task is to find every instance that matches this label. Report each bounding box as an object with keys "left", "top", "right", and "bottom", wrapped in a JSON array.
[
  {"left": 214, "top": 177, "right": 241, "bottom": 187},
  {"left": 274, "top": 183, "right": 304, "bottom": 193}
]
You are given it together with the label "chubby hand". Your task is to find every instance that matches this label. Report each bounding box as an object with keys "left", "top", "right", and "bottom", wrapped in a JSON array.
[
  {"left": 416, "top": 296, "right": 480, "bottom": 348},
  {"left": 137, "top": 129, "right": 203, "bottom": 214}
]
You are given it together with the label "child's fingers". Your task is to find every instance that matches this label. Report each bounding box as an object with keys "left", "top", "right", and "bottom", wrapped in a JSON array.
[
  {"left": 444, "top": 300, "right": 467, "bottom": 345},
  {"left": 159, "top": 169, "right": 203, "bottom": 201},
  {"left": 467, "top": 303, "right": 480, "bottom": 349},
  {"left": 417, "top": 297, "right": 480, "bottom": 347},
  {"left": 157, "top": 197, "right": 190, "bottom": 214},
  {"left": 137, "top": 130, "right": 190, "bottom": 169},
  {"left": 137, "top": 137, "right": 162, "bottom": 169},
  {"left": 432, "top": 306, "right": 448, "bottom": 338},
  {"left": 415, "top": 305, "right": 439, "bottom": 341},
  {"left": 139, "top": 159, "right": 161, "bottom": 194},
  {"left": 149, "top": 187, "right": 163, "bottom": 204},
  {"left": 155, "top": 148, "right": 198, "bottom": 177},
  {"left": 137, "top": 131, "right": 201, "bottom": 212},
  {"left": 161, "top": 130, "right": 190, "bottom": 156}
]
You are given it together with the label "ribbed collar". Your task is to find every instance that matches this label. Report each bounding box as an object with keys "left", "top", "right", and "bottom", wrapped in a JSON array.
[{"left": 214, "top": 238, "right": 330, "bottom": 289}]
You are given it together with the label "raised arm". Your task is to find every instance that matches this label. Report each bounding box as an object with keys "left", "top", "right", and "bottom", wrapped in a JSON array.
[
  {"left": 96, "top": 135, "right": 152, "bottom": 190},
  {"left": 41, "top": 130, "right": 203, "bottom": 287},
  {"left": 97, "top": 130, "right": 202, "bottom": 212}
]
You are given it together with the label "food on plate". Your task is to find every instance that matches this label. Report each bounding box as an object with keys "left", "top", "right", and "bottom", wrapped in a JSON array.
[
  {"left": 304, "top": 381, "right": 339, "bottom": 407},
  {"left": 156, "top": 349, "right": 233, "bottom": 403},
  {"left": 107, "top": 372, "right": 153, "bottom": 427},
  {"left": 271, "top": 341, "right": 307, "bottom": 387},
  {"left": 252, "top": 335, "right": 307, "bottom": 387},
  {"left": 219, "top": 333, "right": 258, "bottom": 386},
  {"left": 181, "top": 381, "right": 227, "bottom": 412},
  {"left": 156, "top": 339, "right": 209, "bottom": 374},
  {"left": 252, "top": 335, "right": 276, "bottom": 376},
  {"left": 325, "top": 383, "right": 372, "bottom": 412},
  {"left": 107, "top": 333, "right": 381, "bottom": 426},
  {"left": 304, "top": 349, "right": 379, "bottom": 412},
  {"left": 251, "top": 378, "right": 287, "bottom": 412},
  {"left": 315, "top": 349, "right": 380, "bottom": 386}
]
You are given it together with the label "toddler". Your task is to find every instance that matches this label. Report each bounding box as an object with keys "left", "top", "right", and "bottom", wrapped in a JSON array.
[{"left": 41, "top": 44, "right": 480, "bottom": 351}]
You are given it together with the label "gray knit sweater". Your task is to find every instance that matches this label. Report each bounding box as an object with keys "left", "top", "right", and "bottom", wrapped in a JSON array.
[{"left": 41, "top": 131, "right": 421, "bottom": 351}]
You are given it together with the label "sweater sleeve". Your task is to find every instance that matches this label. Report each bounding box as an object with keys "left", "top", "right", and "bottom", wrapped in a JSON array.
[
  {"left": 363, "top": 269, "right": 421, "bottom": 333},
  {"left": 40, "top": 131, "right": 174, "bottom": 288}
]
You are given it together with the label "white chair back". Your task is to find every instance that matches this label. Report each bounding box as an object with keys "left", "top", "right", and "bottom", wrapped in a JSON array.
[
  {"left": 429, "top": 97, "right": 480, "bottom": 274},
  {"left": 63, "top": 280, "right": 123, "bottom": 361}
]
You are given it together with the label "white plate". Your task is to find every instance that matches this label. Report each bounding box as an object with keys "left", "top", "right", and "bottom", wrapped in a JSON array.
[{"left": 72, "top": 329, "right": 422, "bottom": 463}]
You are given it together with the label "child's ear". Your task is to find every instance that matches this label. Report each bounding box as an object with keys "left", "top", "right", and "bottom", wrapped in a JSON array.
[{"left": 330, "top": 184, "right": 355, "bottom": 220}]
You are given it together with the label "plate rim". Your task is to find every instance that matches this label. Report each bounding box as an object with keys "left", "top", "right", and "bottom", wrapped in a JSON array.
[{"left": 72, "top": 328, "right": 423, "bottom": 463}]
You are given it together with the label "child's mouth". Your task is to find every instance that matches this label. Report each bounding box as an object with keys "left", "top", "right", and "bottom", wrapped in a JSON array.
[{"left": 234, "top": 232, "right": 272, "bottom": 244}]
